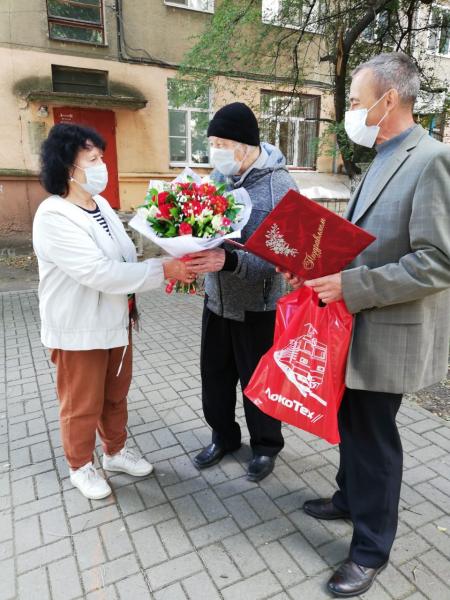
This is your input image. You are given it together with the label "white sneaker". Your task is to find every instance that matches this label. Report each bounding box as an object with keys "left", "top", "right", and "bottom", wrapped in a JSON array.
[
  {"left": 70, "top": 462, "right": 112, "bottom": 500},
  {"left": 103, "top": 446, "right": 154, "bottom": 477}
]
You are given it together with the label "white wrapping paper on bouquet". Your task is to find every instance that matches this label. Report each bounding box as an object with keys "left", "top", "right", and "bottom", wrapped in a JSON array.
[{"left": 129, "top": 168, "right": 252, "bottom": 258}]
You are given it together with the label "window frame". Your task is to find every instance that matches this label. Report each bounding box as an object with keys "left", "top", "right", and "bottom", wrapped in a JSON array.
[
  {"left": 51, "top": 65, "right": 109, "bottom": 95},
  {"left": 427, "top": 5, "right": 450, "bottom": 57},
  {"left": 361, "top": 10, "right": 391, "bottom": 44},
  {"left": 164, "top": 0, "right": 214, "bottom": 14},
  {"left": 167, "top": 81, "right": 212, "bottom": 168},
  {"left": 260, "top": 90, "right": 321, "bottom": 171},
  {"left": 46, "top": 0, "right": 106, "bottom": 46},
  {"left": 261, "top": 0, "right": 324, "bottom": 34}
]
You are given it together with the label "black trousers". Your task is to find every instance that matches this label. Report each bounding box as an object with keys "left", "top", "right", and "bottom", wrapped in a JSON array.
[
  {"left": 332, "top": 388, "right": 403, "bottom": 568},
  {"left": 200, "top": 306, "right": 284, "bottom": 457}
]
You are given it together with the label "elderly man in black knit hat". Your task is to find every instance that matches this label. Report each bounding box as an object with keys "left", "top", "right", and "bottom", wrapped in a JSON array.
[{"left": 187, "top": 102, "right": 298, "bottom": 481}]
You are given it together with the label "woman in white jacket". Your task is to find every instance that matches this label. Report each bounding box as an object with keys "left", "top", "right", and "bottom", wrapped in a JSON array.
[{"left": 33, "top": 123, "right": 192, "bottom": 500}]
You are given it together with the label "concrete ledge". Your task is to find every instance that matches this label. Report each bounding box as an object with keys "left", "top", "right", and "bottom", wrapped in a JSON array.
[{"left": 25, "top": 90, "right": 147, "bottom": 111}]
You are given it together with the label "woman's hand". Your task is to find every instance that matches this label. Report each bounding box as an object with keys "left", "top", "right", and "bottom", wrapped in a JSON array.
[
  {"left": 185, "top": 249, "right": 226, "bottom": 274},
  {"left": 163, "top": 259, "right": 196, "bottom": 283},
  {"left": 276, "top": 267, "right": 303, "bottom": 290}
]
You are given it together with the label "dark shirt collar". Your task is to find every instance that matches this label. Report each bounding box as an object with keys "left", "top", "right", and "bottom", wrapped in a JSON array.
[{"left": 375, "top": 125, "right": 416, "bottom": 155}]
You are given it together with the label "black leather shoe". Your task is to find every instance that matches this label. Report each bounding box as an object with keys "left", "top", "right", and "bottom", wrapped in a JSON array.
[
  {"left": 247, "top": 455, "right": 275, "bottom": 482},
  {"left": 193, "top": 443, "right": 236, "bottom": 469},
  {"left": 303, "top": 498, "right": 351, "bottom": 520},
  {"left": 327, "top": 559, "right": 387, "bottom": 597}
]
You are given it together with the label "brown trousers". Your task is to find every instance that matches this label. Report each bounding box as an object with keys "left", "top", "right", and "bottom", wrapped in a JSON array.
[{"left": 51, "top": 335, "right": 132, "bottom": 469}]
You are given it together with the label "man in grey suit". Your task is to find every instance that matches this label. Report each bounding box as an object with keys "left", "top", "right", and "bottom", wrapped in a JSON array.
[{"left": 283, "top": 53, "right": 450, "bottom": 597}]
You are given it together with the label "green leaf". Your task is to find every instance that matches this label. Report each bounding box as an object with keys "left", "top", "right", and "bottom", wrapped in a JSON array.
[{"left": 225, "top": 208, "right": 238, "bottom": 220}]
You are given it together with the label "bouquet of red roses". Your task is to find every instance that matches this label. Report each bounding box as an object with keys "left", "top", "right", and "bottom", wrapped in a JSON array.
[{"left": 129, "top": 168, "right": 252, "bottom": 293}]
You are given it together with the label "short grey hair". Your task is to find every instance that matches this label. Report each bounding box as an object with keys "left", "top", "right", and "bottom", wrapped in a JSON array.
[{"left": 352, "top": 53, "right": 420, "bottom": 106}]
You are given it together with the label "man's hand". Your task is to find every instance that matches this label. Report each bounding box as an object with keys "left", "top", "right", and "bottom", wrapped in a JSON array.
[
  {"left": 276, "top": 267, "right": 304, "bottom": 290},
  {"left": 185, "top": 249, "right": 226, "bottom": 274},
  {"left": 304, "top": 272, "right": 343, "bottom": 304}
]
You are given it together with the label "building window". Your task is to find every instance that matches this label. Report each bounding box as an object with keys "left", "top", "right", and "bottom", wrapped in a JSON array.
[
  {"left": 52, "top": 65, "right": 109, "bottom": 95},
  {"left": 168, "top": 80, "right": 211, "bottom": 166},
  {"left": 428, "top": 7, "right": 450, "bottom": 56},
  {"left": 164, "top": 0, "right": 214, "bottom": 13},
  {"left": 260, "top": 91, "right": 320, "bottom": 169},
  {"left": 46, "top": 0, "right": 105, "bottom": 45},
  {"left": 362, "top": 10, "right": 390, "bottom": 43},
  {"left": 262, "top": 0, "right": 323, "bottom": 32}
]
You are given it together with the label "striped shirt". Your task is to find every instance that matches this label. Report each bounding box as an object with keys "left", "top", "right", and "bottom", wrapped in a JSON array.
[
  {"left": 80, "top": 203, "right": 111, "bottom": 237},
  {"left": 79, "top": 203, "right": 137, "bottom": 319}
]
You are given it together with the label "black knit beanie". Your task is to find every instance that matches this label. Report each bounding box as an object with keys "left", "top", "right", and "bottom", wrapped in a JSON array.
[{"left": 207, "top": 102, "right": 260, "bottom": 146}]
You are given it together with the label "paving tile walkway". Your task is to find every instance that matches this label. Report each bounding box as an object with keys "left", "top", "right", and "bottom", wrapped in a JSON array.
[{"left": 1, "top": 289, "right": 449, "bottom": 600}]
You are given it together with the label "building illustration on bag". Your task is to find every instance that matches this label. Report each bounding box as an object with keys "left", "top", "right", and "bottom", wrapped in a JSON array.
[{"left": 274, "top": 323, "right": 328, "bottom": 407}]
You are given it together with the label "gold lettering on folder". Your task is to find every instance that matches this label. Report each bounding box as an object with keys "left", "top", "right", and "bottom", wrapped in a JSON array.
[{"left": 303, "top": 218, "right": 326, "bottom": 270}]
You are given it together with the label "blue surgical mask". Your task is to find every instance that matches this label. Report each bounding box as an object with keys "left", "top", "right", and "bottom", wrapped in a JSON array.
[
  {"left": 71, "top": 163, "right": 108, "bottom": 196},
  {"left": 210, "top": 147, "right": 243, "bottom": 176}
]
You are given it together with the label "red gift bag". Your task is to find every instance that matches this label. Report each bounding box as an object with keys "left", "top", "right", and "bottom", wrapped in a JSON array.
[{"left": 245, "top": 287, "right": 353, "bottom": 444}]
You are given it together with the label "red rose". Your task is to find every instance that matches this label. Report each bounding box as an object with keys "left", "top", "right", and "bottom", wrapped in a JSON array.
[
  {"left": 179, "top": 222, "right": 193, "bottom": 235},
  {"left": 158, "top": 203, "right": 172, "bottom": 219},
  {"left": 158, "top": 191, "right": 170, "bottom": 207},
  {"left": 178, "top": 182, "right": 195, "bottom": 196}
]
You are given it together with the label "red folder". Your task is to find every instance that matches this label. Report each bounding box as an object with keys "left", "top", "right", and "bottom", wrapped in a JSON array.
[{"left": 228, "top": 189, "right": 375, "bottom": 279}]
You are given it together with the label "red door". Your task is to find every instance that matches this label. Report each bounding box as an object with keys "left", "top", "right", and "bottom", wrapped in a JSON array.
[{"left": 53, "top": 107, "right": 120, "bottom": 209}]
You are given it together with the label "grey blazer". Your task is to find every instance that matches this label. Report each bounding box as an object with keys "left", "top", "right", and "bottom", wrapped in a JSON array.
[{"left": 342, "top": 125, "right": 450, "bottom": 393}]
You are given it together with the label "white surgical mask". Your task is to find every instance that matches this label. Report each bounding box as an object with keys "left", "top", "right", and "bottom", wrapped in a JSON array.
[
  {"left": 210, "top": 146, "right": 244, "bottom": 176},
  {"left": 71, "top": 163, "right": 108, "bottom": 196},
  {"left": 344, "top": 90, "right": 390, "bottom": 148}
]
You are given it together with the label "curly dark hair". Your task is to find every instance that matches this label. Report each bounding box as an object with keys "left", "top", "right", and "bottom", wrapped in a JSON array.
[{"left": 40, "top": 123, "right": 106, "bottom": 196}]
